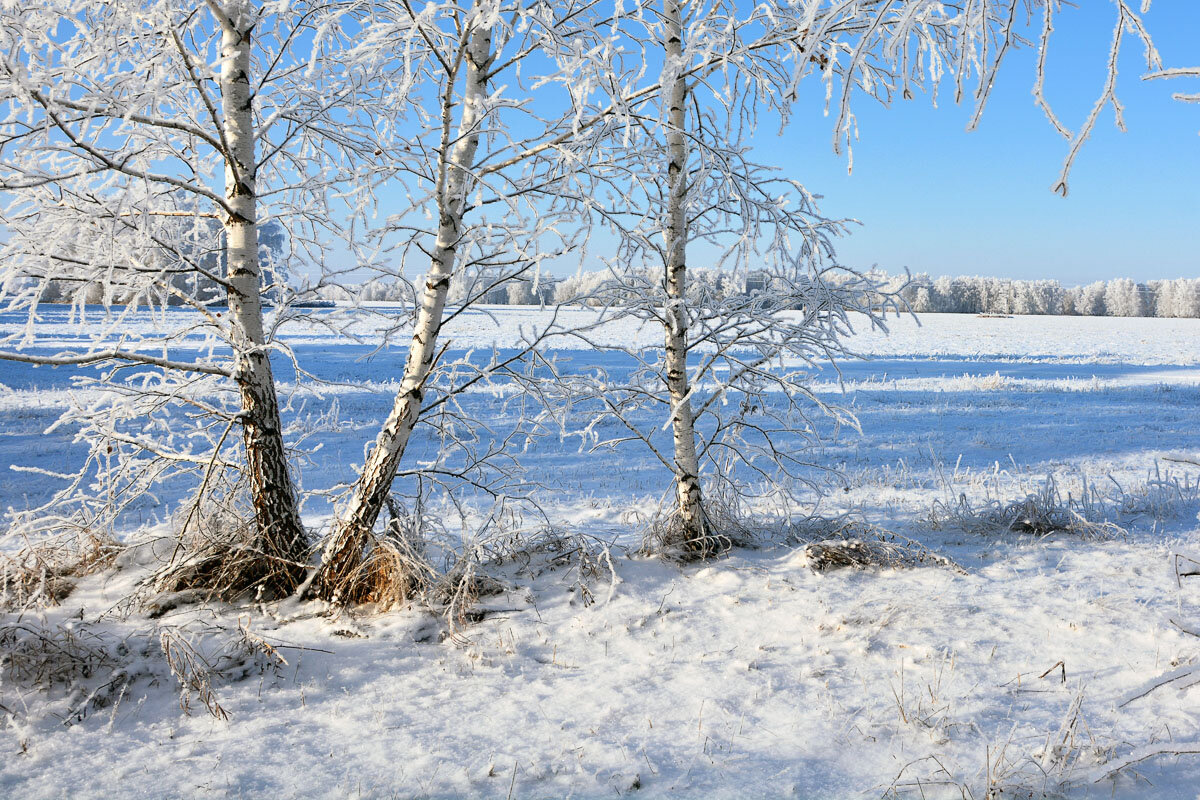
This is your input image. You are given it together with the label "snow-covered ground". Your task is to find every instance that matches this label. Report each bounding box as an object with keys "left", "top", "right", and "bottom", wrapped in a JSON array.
[{"left": 3, "top": 310, "right": 1200, "bottom": 799}]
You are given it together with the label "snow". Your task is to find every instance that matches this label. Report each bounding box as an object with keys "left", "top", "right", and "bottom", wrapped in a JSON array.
[
  {"left": 3, "top": 309, "right": 1200, "bottom": 799},
  {"left": 14, "top": 306, "right": 1200, "bottom": 364}
]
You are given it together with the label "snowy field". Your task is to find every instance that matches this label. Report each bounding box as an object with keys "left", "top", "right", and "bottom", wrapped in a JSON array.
[{"left": 3, "top": 310, "right": 1200, "bottom": 798}]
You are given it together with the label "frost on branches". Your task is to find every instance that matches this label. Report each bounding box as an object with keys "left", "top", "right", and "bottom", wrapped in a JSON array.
[
  {"left": 0, "top": 0, "right": 381, "bottom": 595},
  {"left": 0, "top": 0, "right": 1175, "bottom": 601}
]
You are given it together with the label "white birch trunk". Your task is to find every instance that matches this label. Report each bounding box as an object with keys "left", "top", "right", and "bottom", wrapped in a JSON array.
[
  {"left": 218, "top": 0, "right": 308, "bottom": 586},
  {"left": 662, "top": 0, "right": 707, "bottom": 549},
  {"left": 312, "top": 20, "right": 494, "bottom": 599}
]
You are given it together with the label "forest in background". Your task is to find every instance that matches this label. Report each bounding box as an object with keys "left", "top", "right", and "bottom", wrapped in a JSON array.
[{"left": 325, "top": 269, "right": 1200, "bottom": 318}]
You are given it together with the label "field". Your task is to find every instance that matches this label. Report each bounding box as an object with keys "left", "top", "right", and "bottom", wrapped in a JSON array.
[{"left": 2, "top": 309, "right": 1200, "bottom": 799}]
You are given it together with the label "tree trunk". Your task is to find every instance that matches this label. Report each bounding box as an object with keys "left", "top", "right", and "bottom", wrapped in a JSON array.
[
  {"left": 219, "top": 0, "right": 308, "bottom": 590},
  {"left": 309, "top": 19, "right": 494, "bottom": 601},
  {"left": 661, "top": 0, "right": 708, "bottom": 553}
]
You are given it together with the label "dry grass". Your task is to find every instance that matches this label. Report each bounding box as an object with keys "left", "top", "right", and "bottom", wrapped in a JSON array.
[
  {"left": 150, "top": 619, "right": 291, "bottom": 721},
  {"left": 157, "top": 626, "right": 231, "bottom": 719},
  {"left": 1, "top": 617, "right": 292, "bottom": 726},
  {"left": 428, "top": 525, "right": 615, "bottom": 632},
  {"left": 315, "top": 494, "right": 621, "bottom": 640},
  {"left": 311, "top": 495, "right": 521, "bottom": 639},
  {"left": 643, "top": 510, "right": 733, "bottom": 561},
  {"left": 1113, "top": 462, "right": 1200, "bottom": 521},
  {"left": 325, "top": 497, "right": 437, "bottom": 611},
  {"left": 491, "top": 527, "right": 617, "bottom": 607},
  {"left": 639, "top": 488, "right": 964, "bottom": 573},
  {"left": 434, "top": 558, "right": 507, "bottom": 640},
  {"left": 0, "top": 621, "right": 118, "bottom": 692},
  {"left": 804, "top": 538, "right": 956, "bottom": 573},
  {"left": 927, "top": 475, "right": 1125, "bottom": 540},
  {"left": 640, "top": 486, "right": 756, "bottom": 562},
  {"left": 156, "top": 621, "right": 291, "bottom": 720},
  {"left": 792, "top": 517, "right": 965, "bottom": 573},
  {"left": 433, "top": 526, "right": 620, "bottom": 641},
  {"left": 0, "top": 620, "right": 130, "bottom": 726},
  {"left": 150, "top": 495, "right": 308, "bottom": 604},
  {"left": 0, "top": 529, "right": 123, "bottom": 611}
]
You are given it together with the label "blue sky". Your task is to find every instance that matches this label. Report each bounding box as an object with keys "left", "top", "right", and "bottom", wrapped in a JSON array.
[{"left": 758, "top": 2, "right": 1200, "bottom": 284}]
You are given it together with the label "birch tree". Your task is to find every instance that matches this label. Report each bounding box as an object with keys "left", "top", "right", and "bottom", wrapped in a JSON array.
[
  {"left": 308, "top": 0, "right": 656, "bottom": 601},
  {"left": 550, "top": 0, "right": 1169, "bottom": 557},
  {"left": 309, "top": 0, "right": 1167, "bottom": 579},
  {"left": 539, "top": 0, "right": 957, "bottom": 555},
  {"left": 309, "top": 0, "right": 938, "bottom": 595},
  {"left": 0, "top": 1, "right": 380, "bottom": 595},
  {"left": 310, "top": 4, "right": 497, "bottom": 600}
]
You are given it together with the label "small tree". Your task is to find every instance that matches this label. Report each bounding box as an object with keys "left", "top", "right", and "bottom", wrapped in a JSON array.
[
  {"left": 545, "top": 0, "right": 973, "bottom": 555},
  {"left": 309, "top": 0, "right": 628, "bottom": 600},
  {"left": 310, "top": 0, "right": 933, "bottom": 591},
  {"left": 550, "top": 0, "right": 1169, "bottom": 556}
]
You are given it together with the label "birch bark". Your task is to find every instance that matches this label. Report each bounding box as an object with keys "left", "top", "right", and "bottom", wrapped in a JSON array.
[
  {"left": 661, "top": 0, "right": 708, "bottom": 551},
  {"left": 218, "top": 0, "right": 308, "bottom": 586},
  {"left": 311, "top": 18, "right": 494, "bottom": 599}
]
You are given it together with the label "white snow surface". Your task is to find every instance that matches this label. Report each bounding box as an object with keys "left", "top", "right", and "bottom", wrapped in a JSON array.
[
  {"left": 3, "top": 310, "right": 1200, "bottom": 799},
  {"left": 13, "top": 305, "right": 1200, "bottom": 364}
]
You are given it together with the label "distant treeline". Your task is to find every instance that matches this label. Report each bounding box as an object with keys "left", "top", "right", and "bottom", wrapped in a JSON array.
[
  {"left": 324, "top": 269, "right": 1200, "bottom": 317},
  {"left": 337, "top": 267, "right": 780, "bottom": 306},
  {"left": 891, "top": 274, "right": 1200, "bottom": 318}
]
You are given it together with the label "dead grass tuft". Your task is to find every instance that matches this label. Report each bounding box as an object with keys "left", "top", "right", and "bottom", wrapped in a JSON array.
[
  {"left": 0, "top": 620, "right": 132, "bottom": 726},
  {"left": 310, "top": 497, "right": 619, "bottom": 641},
  {"left": 2, "top": 616, "right": 293, "bottom": 727},
  {"left": 154, "top": 620, "right": 290, "bottom": 721},
  {"left": 157, "top": 626, "right": 229, "bottom": 720},
  {"left": 150, "top": 494, "right": 308, "bottom": 605},
  {"left": 805, "top": 539, "right": 942, "bottom": 572},
  {"left": 0, "top": 621, "right": 118, "bottom": 692},
  {"left": 325, "top": 497, "right": 436, "bottom": 611},
  {"left": 1113, "top": 462, "right": 1200, "bottom": 522},
  {"left": 0, "top": 529, "right": 124, "bottom": 611},
  {"left": 793, "top": 517, "right": 964, "bottom": 573},
  {"left": 434, "top": 558, "right": 507, "bottom": 640},
  {"left": 928, "top": 475, "right": 1124, "bottom": 540},
  {"left": 640, "top": 487, "right": 755, "bottom": 562},
  {"left": 311, "top": 495, "right": 520, "bottom": 638},
  {"left": 491, "top": 527, "right": 617, "bottom": 607}
]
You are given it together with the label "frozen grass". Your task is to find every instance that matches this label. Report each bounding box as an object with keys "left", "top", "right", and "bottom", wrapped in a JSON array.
[
  {"left": 777, "top": 514, "right": 964, "bottom": 573},
  {"left": 318, "top": 497, "right": 437, "bottom": 611},
  {"left": 310, "top": 495, "right": 619, "bottom": 644},
  {"left": 1111, "top": 462, "right": 1200, "bottom": 523},
  {"left": 927, "top": 474, "right": 1125, "bottom": 540},
  {"left": 2, "top": 509, "right": 1199, "bottom": 798},
  {"left": 157, "top": 620, "right": 291, "bottom": 721},
  {"left": 638, "top": 485, "right": 756, "bottom": 562},
  {"left": 926, "top": 463, "right": 1200, "bottom": 542},
  {"left": 802, "top": 535, "right": 963, "bottom": 573},
  {"left": 0, "top": 621, "right": 121, "bottom": 724},
  {"left": 0, "top": 530, "right": 123, "bottom": 611},
  {"left": 1, "top": 615, "right": 302, "bottom": 740},
  {"left": 150, "top": 493, "right": 308, "bottom": 604}
]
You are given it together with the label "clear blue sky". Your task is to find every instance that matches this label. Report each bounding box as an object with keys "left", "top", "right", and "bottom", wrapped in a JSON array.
[{"left": 761, "top": 2, "right": 1200, "bottom": 285}]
